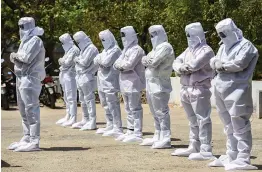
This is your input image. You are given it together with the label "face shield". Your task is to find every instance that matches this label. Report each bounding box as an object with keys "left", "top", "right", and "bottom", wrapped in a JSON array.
[{"left": 148, "top": 25, "right": 168, "bottom": 49}]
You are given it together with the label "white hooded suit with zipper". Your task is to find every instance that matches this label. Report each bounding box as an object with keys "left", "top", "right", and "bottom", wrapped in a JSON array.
[
  {"left": 208, "top": 18, "right": 258, "bottom": 171},
  {"left": 8, "top": 17, "right": 45, "bottom": 152},
  {"left": 172, "top": 22, "right": 214, "bottom": 160},
  {"left": 94, "top": 29, "right": 123, "bottom": 136},
  {"left": 72, "top": 31, "right": 99, "bottom": 130},
  {"left": 140, "top": 25, "right": 174, "bottom": 149},
  {"left": 114, "top": 26, "right": 146, "bottom": 143},
  {"left": 56, "top": 33, "right": 79, "bottom": 127}
]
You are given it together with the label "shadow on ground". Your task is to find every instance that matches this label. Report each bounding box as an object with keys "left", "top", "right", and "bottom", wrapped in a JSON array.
[
  {"left": 96, "top": 122, "right": 106, "bottom": 125},
  {"left": 254, "top": 164, "right": 262, "bottom": 170},
  {"left": 171, "top": 138, "right": 181, "bottom": 141},
  {"left": 41, "top": 147, "right": 90, "bottom": 151},
  {"left": 171, "top": 144, "right": 189, "bottom": 149},
  {"left": 1, "top": 160, "right": 22, "bottom": 168}
]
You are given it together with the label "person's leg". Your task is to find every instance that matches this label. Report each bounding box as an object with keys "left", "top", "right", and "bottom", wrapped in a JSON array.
[
  {"left": 140, "top": 91, "right": 160, "bottom": 146},
  {"left": 15, "top": 77, "right": 41, "bottom": 152},
  {"left": 81, "top": 79, "right": 96, "bottom": 130},
  {"left": 188, "top": 87, "right": 213, "bottom": 160},
  {"left": 96, "top": 91, "right": 113, "bottom": 134},
  {"left": 72, "top": 86, "right": 89, "bottom": 129},
  {"left": 115, "top": 92, "right": 134, "bottom": 141},
  {"left": 151, "top": 92, "right": 171, "bottom": 149},
  {"left": 172, "top": 87, "right": 200, "bottom": 155},
  {"left": 56, "top": 73, "right": 70, "bottom": 125},
  {"left": 8, "top": 77, "right": 30, "bottom": 150},
  {"left": 103, "top": 92, "right": 123, "bottom": 136},
  {"left": 122, "top": 92, "right": 143, "bottom": 143},
  {"left": 224, "top": 85, "right": 257, "bottom": 170},
  {"left": 209, "top": 88, "right": 238, "bottom": 167},
  {"left": 62, "top": 75, "right": 78, "bottom": 126}
]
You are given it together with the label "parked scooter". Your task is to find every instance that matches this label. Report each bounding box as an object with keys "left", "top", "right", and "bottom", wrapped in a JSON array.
[{"left": 39, "top": 57, "right": 57, "bottom": 109}]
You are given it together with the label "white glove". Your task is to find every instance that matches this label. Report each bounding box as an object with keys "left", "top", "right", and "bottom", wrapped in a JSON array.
[
  {"left": 58, "top": 58, "right": 65, "bottom": 65},
  {"left": 215, "top": 60, "right": 225, "bottom": 72},
  {"left": 179, "top": 64, "right": 192, "bottom": 75},
  {"left": 114, "top": 62, "right": 124, "bottom": 71},
  {"left": 142, "top": 56, "right": 150, "bottom": 67},
  {"left": 10, "top": 53, "right": 18, "bottom": 63}
]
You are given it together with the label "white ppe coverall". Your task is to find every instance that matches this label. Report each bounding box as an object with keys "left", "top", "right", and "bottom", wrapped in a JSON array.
[
  {"left": 208, "top": 18, "right": 258, "bottom": 171},
  {"left": 140, "top": 25, "right": 174, "bottom": 149},
  {"left": 114, "top": 26, "right": 146, "bottom": 143},
  {"left": 56, "top": 33, "right": 79, "bottom": 127},
  {"left": 94, "top": 29, "right": 123, "bottom": 137},
  {"left": 172, "top": 22, "right": 214, "bottom": 160},
  {"left": 72, "top": 31, "right": 99, "bottom": 130},
  {"left": 8, "top": 17, "right": 45, "bottom": 152}
]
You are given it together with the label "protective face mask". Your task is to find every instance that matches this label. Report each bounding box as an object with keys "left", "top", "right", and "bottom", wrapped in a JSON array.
[
  {"left": 121, "top": 37, "right": 128, "bottom": 48},
  {"left": 62, "top": 43, "right": 72, "bottom": 52},
  {"left": 101, "top": 38, "right": 112, "bottom": 50},
  {"left": 150, "top": 31, "right": 158, "bottom": 49},
  {"left": 187, "top": 36, "right": 201, "bottom": 49},
  {"left": 19, "top": 29, "right": 31, "bottom": 42},
  {"left": 220, "top": 31, "right": 239, "bottom": 51}
]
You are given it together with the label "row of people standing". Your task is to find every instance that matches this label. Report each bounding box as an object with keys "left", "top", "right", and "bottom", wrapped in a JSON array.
[
  {"left": 7, "top": 16, "right": 258, "bottom": 171},
  {"left": 55, "top": 18, "right": 258, "bottom": 170}
]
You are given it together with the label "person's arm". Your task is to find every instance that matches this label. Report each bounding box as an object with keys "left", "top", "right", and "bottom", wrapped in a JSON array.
[
  {"left": 78, "top": 46, "right": 98, "bottom": 67},
  {"left": 14, "top": 36, "right": 42, "bottom": 64},
  {"left": 186, "top": 47, "right": 215, "bottom": 72},
  {"left": 173, "top": 50, "right": 185, "bottom": 75},
  {"left": 223, "top": 42, "right": 258, "bottom": 72},
  {"left": 147, "top": 45, "right": 173, "bottom": 68},
  {"left": 100, "top": 48, "right": 121, "bottom": 67},
  {"left": 210, "top": 46, "right": 223, "bottom": 70},
  {"left": 93, "top": 53, "right": 102, "bottom": 66},
  {"left": 119, "top": 47, "right": 143, "bottom": 71},
  {"left": 141, "top": 51, "right": 153, "bottom": 67},
  {"left": 62, "top": 48, "right": 79, "bottom": 67}
]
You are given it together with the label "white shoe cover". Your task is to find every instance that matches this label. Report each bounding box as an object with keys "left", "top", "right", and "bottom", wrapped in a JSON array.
[
  {"left": 56, "top": 115, "right": 69, "bottom": 125},
  {"left": 14, "top": 142, "right": 40, "bottom": 152},
  {"left": 151, "top": 138, "right": 171, "bottom": 149},
  {"left": 80, "top": 121, "right": 96, "bottom": 130},
  {"left": 96, "top": 128, "right": 106, "bottom": 134},
  {"left": 225, "top": 160, "right": 258, "bottom": 171},
  {"left": 171, "top": 147, "right": 199, "bottom": 157},
  {"left": 8, "top": 141, "right": 29, "bottom": 150},
  {"left": 102, "top": 129, "right": 123, "bottom": 137},
  {"left": 115, "top": 130, "right": 133, "bottom": 141},
  {"left": 71, "top": 121, "right": 86, "bottom": 129},
  {"left": 140, "top": 138, "right": 155, "bottom": 146},
  {"left": 62, "top": 117, "right": 76, "bottom": 127},
  {"left": 7, "top": 136, "right": 30, "bottom": 150},
  {"left": 188, "top": 152, "right": 215, "bottom": 161},
  {"left": 208, "top": 155, "right": 229, "bottom": 167},
  {"left": 123, "top": 135, "right": 143, "bottom": 143}
]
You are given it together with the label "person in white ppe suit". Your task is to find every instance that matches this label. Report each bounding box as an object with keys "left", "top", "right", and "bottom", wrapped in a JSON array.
[
  {"left": 72, "top": 31, "right": 99, "bottom": 130},
  {"left": 172, "top": 22, "right": 214, "bottom": 160},
  {"left": 94, "top": 29, "right": 123, "bottom": 136},
  {"left": 8, "top": 17, "right": 45, "bottom": 152},
  {"left": 140, "top": 25, "right": 174, "bottom": 149},
  {"left": 56, "top": 33, "right": 79, "bottom": 127},
  {"left": 114, "top": 26, "right": 146, "bottom": 143},
  {"left": 208, "top": 18, "right": 258, "bottom": 170}
]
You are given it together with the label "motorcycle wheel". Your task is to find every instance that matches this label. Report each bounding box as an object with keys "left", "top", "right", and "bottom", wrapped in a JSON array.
[
  {"left": 50, "top": 94, "right": 56, "bottom": 109},
  {"left": 2, "top": 94, "right": 9, "bottom": 110}
]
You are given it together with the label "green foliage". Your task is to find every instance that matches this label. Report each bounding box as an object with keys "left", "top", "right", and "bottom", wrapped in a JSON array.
[{"left": 2, "top": 0, "right": 262, "bottom": 79}]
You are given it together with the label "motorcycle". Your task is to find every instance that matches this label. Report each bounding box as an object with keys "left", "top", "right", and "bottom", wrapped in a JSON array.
[
  {"left": 1, "top": 59, "right": 16, "bottom": 110},
  {"left": 39, "top": 57, "right": 57, "bottom": 109}
]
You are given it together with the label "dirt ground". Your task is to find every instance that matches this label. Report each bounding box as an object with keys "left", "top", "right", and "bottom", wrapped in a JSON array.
[{"left": 1, "top": 103, "right": 262, "bottom": 172}]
